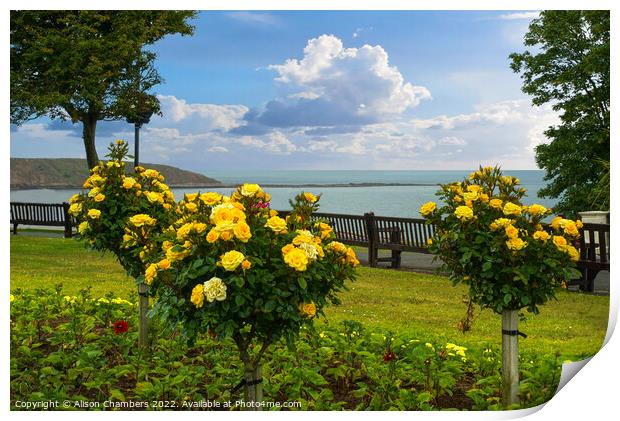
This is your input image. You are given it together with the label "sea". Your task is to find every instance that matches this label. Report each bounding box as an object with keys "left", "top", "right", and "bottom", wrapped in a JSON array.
[{"left": 10, "top": 170, "right": 555, "bottom": 218}]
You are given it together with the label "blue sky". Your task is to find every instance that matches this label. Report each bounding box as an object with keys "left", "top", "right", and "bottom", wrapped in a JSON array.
[{"left": 10, "top": 10, "right": 558, "bottom": 172}]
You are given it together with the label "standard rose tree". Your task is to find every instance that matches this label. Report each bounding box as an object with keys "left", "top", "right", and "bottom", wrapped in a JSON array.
[
  {"left": 128, "top": 185, "right": 359, "bottom": 407},
  {"left": 69, "top": 140, "right": 178, "bottom": 347},
  {"left": 420, "top": 166, "right": 581, "bottom": 407},
  {"left": 68, "top": 140, "right": 177, "bottom": 279}
]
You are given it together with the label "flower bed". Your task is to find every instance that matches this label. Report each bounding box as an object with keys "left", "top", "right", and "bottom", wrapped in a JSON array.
[{"left": 10, "top": 287, "right": 565, "bottom": 410}]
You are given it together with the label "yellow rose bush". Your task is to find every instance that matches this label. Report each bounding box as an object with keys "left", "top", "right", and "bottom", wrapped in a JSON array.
[
  {"left": 421, "top": 166, "right": 582, "bottom": 314},
  {"left": 69, "top": 140, "right": 177, "bottom": 279},
  {"left": 134, "top": 185, "right": 358, "bottom": 400}
]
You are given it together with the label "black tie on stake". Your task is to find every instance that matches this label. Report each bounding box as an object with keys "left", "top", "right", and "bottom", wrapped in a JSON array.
[
  {"left": 231, "top": 377, "right": 263, "bottom": 394},
  {"left": 502, "top": 329, "right": 527, "bottom": 338}
]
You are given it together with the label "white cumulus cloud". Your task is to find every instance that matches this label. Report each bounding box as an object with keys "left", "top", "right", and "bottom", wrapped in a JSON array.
[
  {"left": 240, "top": 34, "right": 430, "bottom": 130},
  {"left": 157, "top": 95, "right": 248, "bottom": 132}
]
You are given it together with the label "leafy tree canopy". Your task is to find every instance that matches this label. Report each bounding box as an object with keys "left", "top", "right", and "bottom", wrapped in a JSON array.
[
  {"left": 510, "top": 11, "right": 609, "bottom": 216},
  {"left": 11, "top": 11, "right": 196, "bottom": 168}
]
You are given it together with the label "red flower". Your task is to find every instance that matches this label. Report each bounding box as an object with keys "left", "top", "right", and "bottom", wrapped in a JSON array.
[
  {"left": 383, "top": 349, "right": 396, "bottom": 362},
  {"left": 255, "top": 201, "right": 270, "bottom": 209},
  {"left": 113, "top": 320, "right": 129, "bottom": 335}
]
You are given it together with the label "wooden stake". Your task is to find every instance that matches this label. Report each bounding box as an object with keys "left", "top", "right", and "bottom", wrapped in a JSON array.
[
  {"left": 243, "top": 363, "right": 263, "bottom": 411},
  {"left": 502, "top": 309, "right": 519, "bottom": 407},
  {"left": 138, "top": 283, "right": 149, "bottom": 349}
]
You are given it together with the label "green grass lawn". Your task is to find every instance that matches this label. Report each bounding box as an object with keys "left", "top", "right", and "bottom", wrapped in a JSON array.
[{"left": 10, "top": 234, "right": 609, "bottom": 359}]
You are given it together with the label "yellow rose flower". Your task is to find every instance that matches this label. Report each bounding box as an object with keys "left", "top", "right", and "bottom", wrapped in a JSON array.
[
  {"left": 575, "top": 220, "right": 583, "bottom": 229},
  {"left": 184, "top": 193, "right": 198, "bottom": 202},
  {"left": 502, "top": 202, "right": 522, "bottom": 216},
  {"left": 120, "top": 176, "right": 136, "bottom": 190},
  {"left": 185, "top": 202, "right": 198, "bottom": 213},
  {"left": 345, "top": 247, "right": 360, "bottom": 266},
  {"left": 220, "top": 250, "right": 245, "bottom": 271},
  {"left": 299, "top": 302, "right": 317, "bottom": 318},
  {"left": 454, "top": 206, "right": 474, "bottom": 221},
  {"left": 210, "top": 203, "right": 238, "bottom": 225},
  {"left": 419, "top": 201, "right": 437, "bottom": 217},
  {"left": 145, "top": 263, "right": 158, "bottom": 285},
  {"left": 303, "top": 192, "right": 317, "bottom": 203},
  {"left": 203, "top": 277, "right": 227, "bottom": 302},
  {"left": 317, "top": 222, "right": 333, "bottom": 239},
  {"left": 282, "top": 243, "right": 295, "bottom": 255},
  {"left": 143, "top": 169, "right": 159, "bottom": 178},
  {"left": 233, "top": 221, "right": 252, "bottom": 243},
  {"left": 489, "top": 198, "right": 503, "bottom": 209},
  {"left": 550, "top": 216, "right": 563, "bottom": 230},
  {"left": 565, "top": 245, "right": 580, "bottom": 261},
  {"left": 553, "top": 235, "right": 568, "bottom": 250},
  {"left": 146, "top": 191, "right": 163, "bottom": 204},
  {"left": 504, "top": 225, "right": 519, "bottom": 239},
  {"left": 242, "top": 260, "right": 252, "bottom": 270},
  {"left": 78, "top": 221, "right": 89, "bottom": 234},
  {"left": 69, "top": 194, "right": 81, "bottom": 204},
  {"left": 283, "top": 248, "right": 309, "bottom": 271},
  {"left": 265, "top": 216, "right": 288, "bottom": 234},
  {"left": 193, "top": 223, "right": 207, "bottom": 234},
  {"left": 326, "top": 241, "right": 347, "bottom": 254},
  {"left": 87, "top": 209, "right": 101, "bottom": 219},
  {"left": 293, "top": 231, "right": 315, "bottom": 246},
  {"left": 563, "top": 221, "right": 580, "bottom": 238},
  {"left": 129, "top": 214, "right": 156, "bottom": 227},
  {"left": 532, "top": 230, "right": 550, "bottom": 242},
  {"left": 157, "top": 259, "right": 171, "bottom": 270},
  {"left": 176, "top": 223, "right": 194, "bottom": 241},
  {"left": 190, "top": 284, "right": 205, "bottom": 308},
  {"left": 200, "top": 192, "right": 222, "bottom": 206},
  {"left": 479, "top": 193, "right": 489, "bottom": 203},
  {"left": 68, "top": 203, "right": 82, "bottom": 216},
  {"left": 240, "top": 183, "right": 262, "bottom": 197},
  {"left": 528, "top": 204, "right": 547, "bottom": 216},
  {"left": 94, "top": 193, "right": 105, "bottom": 202},
  {"left": 463, "top": 191, "right": 478, "bottom": 202},
  {"left": 506, "top": 237, "right": 527, "bottom": 251},
  {"left": 206, "top": 229, "right": 219, "bottom": 243}
]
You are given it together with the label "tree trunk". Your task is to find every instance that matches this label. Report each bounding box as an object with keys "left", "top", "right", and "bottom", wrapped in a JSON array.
[
  {"left": 134, "top": 123, "right": 140, "bottom": 167},
  {"left": 502, "top": 309, "right": 519, "bottom": 407},
  {"left": 243, "top": 361, "right": 263, "bottom": 411},
  {"left": 82, "top": 114, "right": 99, "bottom": 169}
]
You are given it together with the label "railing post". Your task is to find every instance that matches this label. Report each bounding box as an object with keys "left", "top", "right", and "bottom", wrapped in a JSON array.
[
  {"left": 364, "top": 212, "right": 377, "bottom": 267},
  {"left": 62, "top": 202, "right": 72, "bottom": 238}
]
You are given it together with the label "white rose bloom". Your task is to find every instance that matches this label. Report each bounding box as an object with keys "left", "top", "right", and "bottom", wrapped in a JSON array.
[
  {"left": 298, "top": 242, "right": 319, "bottom": 260},
  {"left": 203, "top": 277, "right": 227, "bottom": 302}
]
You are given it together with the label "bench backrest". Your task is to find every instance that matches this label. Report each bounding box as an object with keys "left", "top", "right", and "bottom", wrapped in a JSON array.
[{"left": 10, "top": 202, "right": 68, "bottom": 227}]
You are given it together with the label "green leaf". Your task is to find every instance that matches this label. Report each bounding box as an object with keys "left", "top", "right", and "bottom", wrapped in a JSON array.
[{"left": 297, "top": 277, "right": 307, "bottom": 289}]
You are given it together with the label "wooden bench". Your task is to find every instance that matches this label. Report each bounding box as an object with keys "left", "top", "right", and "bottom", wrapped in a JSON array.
[
  {"left": 572, "top": 223, "right": 610, "bottom": 291},
  {"left": 276, "top": 210, "right": 431, "bottom": 269},
  {"left": 10, "top": 202, "right": 73, "bottom": 238}
]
